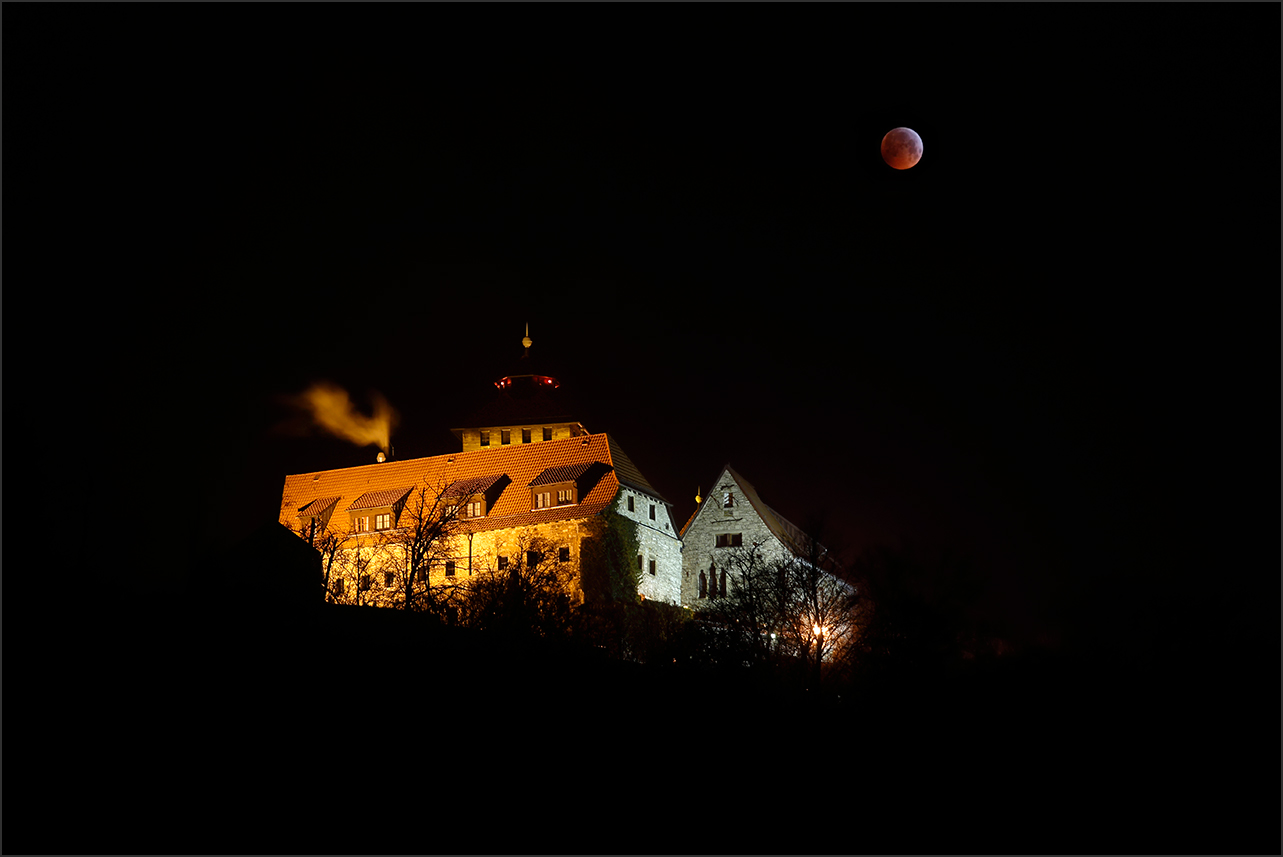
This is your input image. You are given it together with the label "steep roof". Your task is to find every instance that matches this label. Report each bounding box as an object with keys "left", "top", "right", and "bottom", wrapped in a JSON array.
[
  {"left": 606, "top": 435, "right": 668, "bottom": 504},
  {"left": 279, "top": 433, "right": 655, "bottom": 539},
  {"left": 680, "top": 464, "right": 809, "bottom": 553}
]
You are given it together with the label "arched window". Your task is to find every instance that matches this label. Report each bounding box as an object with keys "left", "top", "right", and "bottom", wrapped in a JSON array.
[{"left": 698, "top": 571, "right": 707, "bottom": 599}]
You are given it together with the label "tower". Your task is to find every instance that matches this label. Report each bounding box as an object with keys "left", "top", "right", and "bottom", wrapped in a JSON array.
[{"left": 450, "top": 325, "right": 589, "bottom": 452}]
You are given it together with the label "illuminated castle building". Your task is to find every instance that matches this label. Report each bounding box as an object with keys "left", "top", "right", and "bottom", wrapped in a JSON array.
[
  {"left": 680, "top": 464, "right": 818, "bottom": 605},
  {"left": 278, "top": 327, "right": 683, "bottom": 608}
]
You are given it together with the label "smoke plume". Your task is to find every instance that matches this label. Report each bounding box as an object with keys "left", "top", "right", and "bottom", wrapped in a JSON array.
[{"left": 291, "top": 382, "right": 398, "bottom": 454}]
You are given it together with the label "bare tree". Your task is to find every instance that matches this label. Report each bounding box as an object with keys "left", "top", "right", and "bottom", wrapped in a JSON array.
[
  {"left": 371, "top": 478, "right": 473, "bottom": 617},
  {"left": 703, "top": 528, "right": 858, "bottom": 686},
  {"left": 461, "top": 529, "right": 578, "bottom": 638}
]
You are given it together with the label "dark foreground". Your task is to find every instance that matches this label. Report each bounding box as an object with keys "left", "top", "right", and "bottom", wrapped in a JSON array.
[{"left": 7, "top": 594, "right": 1278, "bottom": 856}]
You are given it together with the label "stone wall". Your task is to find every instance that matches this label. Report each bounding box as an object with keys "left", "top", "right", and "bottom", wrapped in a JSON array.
[
  {"left": 459, "top": 422, "right": 584, "bottom": 452},
  {"left": 318, "top": 494, "right": 684, "bottom": 608},
  {"left": 611, "top": 487, "right": 683, "bottom": 606},
  {"left": 680, "top": 469, "right": 790, "bottom": 608}
]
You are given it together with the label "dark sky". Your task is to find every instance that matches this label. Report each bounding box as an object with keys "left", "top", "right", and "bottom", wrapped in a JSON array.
[{"left": 14, "top": 5, "right": 1278, "bottom": 660}]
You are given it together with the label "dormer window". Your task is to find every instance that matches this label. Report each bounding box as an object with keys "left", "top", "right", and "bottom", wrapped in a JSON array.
[
  {"left": 354, "top": 515, "right": 370, "bottom": 533},
  {"left": 375, "top": 513, "right": 391, "bottom": 530},
  {"left": 534, "top": 491, "right": 552, "bottom": 509},
  {"left": 466, "top": 500, "right": 483, "bottom": 518}
]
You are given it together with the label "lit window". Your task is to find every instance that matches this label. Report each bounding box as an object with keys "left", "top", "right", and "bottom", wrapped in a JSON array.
[
  {"left": 522, "top": 428, "right": 531, "bottom": 444},
  {"left": 542, "top": 427, "right": 552, "bottom": 441},
  {"left": 354, "top": 516, "right": 369, "bottom": 533},
  {"left": 534, "top": 491, "right": 552, "bottom": 509},
  {"left": 649, "top": 504, "right": 655, "bottom": 520},
  {"left": 467, "top": 500, "right": 483, "bottom": 518},
  {"left": 627, "top": 496, "right": 634, "bottom": 512},
  {"left": 723, "top": 491, "right": 733, "bottom": 508},
  {"left": 375, "top": 513, "right": 391, "bottom": 530},
  {"left": 559, "top": 546, "right": 570, "bottom": 562},
  {"left": 557, "top": 489, "right": 573, "bottom": 505},
  {"left": 501, "top": 430, "right": 511, "bottom": 445},
  {"left": 480, "top": 431, "right": 490, "bottom": 447},
  {"left": 649, "top": 559, "right": 656, "bottom": 576},
  {"left": 445, "top": 561, "right": 456, "bottom": 577}
]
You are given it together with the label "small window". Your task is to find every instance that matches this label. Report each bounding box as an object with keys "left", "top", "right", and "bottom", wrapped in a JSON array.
[
  {"left": 542, "top": 427, "right": 552, "bottom": 441},
  {"left": 557, "top": 489, "right": 573, "bottom": 505},
  {"left": 534, "top": 491, "right": 552, "bottom": 509},
  {"left": 723, "top": 491, "right": 733, "bottom": 508},
  {"left": 353, "top": 516, "right": 369, "bottom": 533},
  {"left": 384, "top": 571, "right": 395, "bottom": 588},
  {"left": 359, "top": 574, "right": 371, "bottom": 592},
  {"left": 559, "top": 546, "right": 570, "bottom": 563},
  {"left": 498, "top": 556, "right": 509, "bottom": 570},
  {"left": 526, "top": 550, "right": 541, "bottom": 568},
  {"left": 445, "top": 561, "right": 456, "bottom": 578},
  {"left": 480, "top": 431, "right": 490, "bottom": 447},
  {"left": 649, "top": 504, "right": 655, "bottom": 520},
  {"left": 332, "top": 578, "right": 345, "bottom": 596},
  {"left": 627, "top": 496, "right": 634, "bottom": 512},
  {"left": 715, "top": 533, "right": 743, "bottom": 548},
  {"left": 417, "top": 566, "right": 428, "bottom": 582},
  {"left": 637, "top": 554, "right": 643, "bottom": 570},
  {"left": 698, "top": 571, "right": 707, "bottom": 599},
  {"left": 375, "top": 513, "right": 391, "bottom": 530},
  {"left": 522, "top": 428, "right": 532, "bottom": 444},
  {"left": 501, "top": 430, "right": 511, "bottom": 445},
  {"left": 467, "top": 500, "right": 483, "bottom": 518},
  {"left": 649, "top": 559, "right": 656, "bottom": 576}
]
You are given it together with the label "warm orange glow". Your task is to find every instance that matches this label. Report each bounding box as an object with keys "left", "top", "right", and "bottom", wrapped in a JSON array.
[{"left": 291, "top": 382, "right": 398, "bottom": 453}]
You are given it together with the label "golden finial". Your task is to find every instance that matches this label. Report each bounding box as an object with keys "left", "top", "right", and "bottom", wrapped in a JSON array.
[
  {"left": 522, "top": 323, "right": 532, "bottom": 350},
  {"left": 696, "top": 486, "right": 701, "bottom": 504}
]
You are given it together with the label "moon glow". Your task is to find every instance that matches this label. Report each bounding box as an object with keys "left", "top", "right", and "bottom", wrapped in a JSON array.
[{"left": 881, "top": 127, "right": 923, "bottom": 170}]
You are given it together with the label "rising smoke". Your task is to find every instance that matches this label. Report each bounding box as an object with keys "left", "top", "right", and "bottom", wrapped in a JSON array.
[{"left": 290, "top": 382, "right": 398, "bottom": 454}]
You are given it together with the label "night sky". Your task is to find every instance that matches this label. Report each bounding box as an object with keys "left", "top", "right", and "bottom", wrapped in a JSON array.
[{"left": 8, "top": 4, "right": 1280, "bottom": 854}]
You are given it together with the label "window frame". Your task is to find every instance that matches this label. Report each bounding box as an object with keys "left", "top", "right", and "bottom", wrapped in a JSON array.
[
  {"left": 480, "top": 430, "right": 490, "bottom": 447},
  {"left": 522, "top": 428, "right": 532, "bottom": 444},
  {"left": 542, "top": 427, "right": 553, "bottom": 441},
  {"left": 648, "top": 559, "right": 656, "bottom": 576},
  {"left": 649, "top": 504, "right": 655, "bottom": 521},
  {"left": 501, "top": 429, "right": 511, "bottom": 445}
]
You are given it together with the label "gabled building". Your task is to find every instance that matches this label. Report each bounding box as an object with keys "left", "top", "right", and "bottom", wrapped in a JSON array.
[
  {"left": 679, "top": 464, "right": 818, "bottom": 608},
  {"left": 279, "top": 329, "right": 682, "bottom": 607}
]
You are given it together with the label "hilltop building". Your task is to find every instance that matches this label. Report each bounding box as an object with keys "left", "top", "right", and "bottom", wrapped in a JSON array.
[
  {"left": 279, "top": 328, "right": 682, "bottom": 607},
  {"left": 680, "top": 464, "right": 823, "bottom": 606}
]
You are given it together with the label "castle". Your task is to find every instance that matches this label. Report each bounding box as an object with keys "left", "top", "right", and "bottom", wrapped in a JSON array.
[{"left": 278, "top": 328, "right": 819, "bottom": 613}]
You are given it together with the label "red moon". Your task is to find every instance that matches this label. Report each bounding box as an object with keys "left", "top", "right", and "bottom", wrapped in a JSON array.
[{"left": 881, "top": 127, "right": 923, "bottom": 170}]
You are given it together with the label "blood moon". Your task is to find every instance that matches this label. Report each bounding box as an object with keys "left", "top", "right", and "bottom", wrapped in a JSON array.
[{"left": 881, "top": 127, "right": 923, "bottom": 170}]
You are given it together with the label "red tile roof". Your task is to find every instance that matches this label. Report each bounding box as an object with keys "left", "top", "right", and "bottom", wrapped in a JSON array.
[
  {"left": 347, "top": 487, "right": 415, "bottom": 511},
  {"left": 529, "top": 462, "right": 595, "bottom": 486},
  {"left": 279, "top": 433, "right": 648, "bottom": 539},
  {"left": 296, "top": 496, "right": 341, "bottom": 518}
]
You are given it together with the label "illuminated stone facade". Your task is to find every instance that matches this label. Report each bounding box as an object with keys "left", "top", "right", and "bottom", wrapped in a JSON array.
[{"left": 679, "top": 464, "right": 809, "bottom": 608}]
